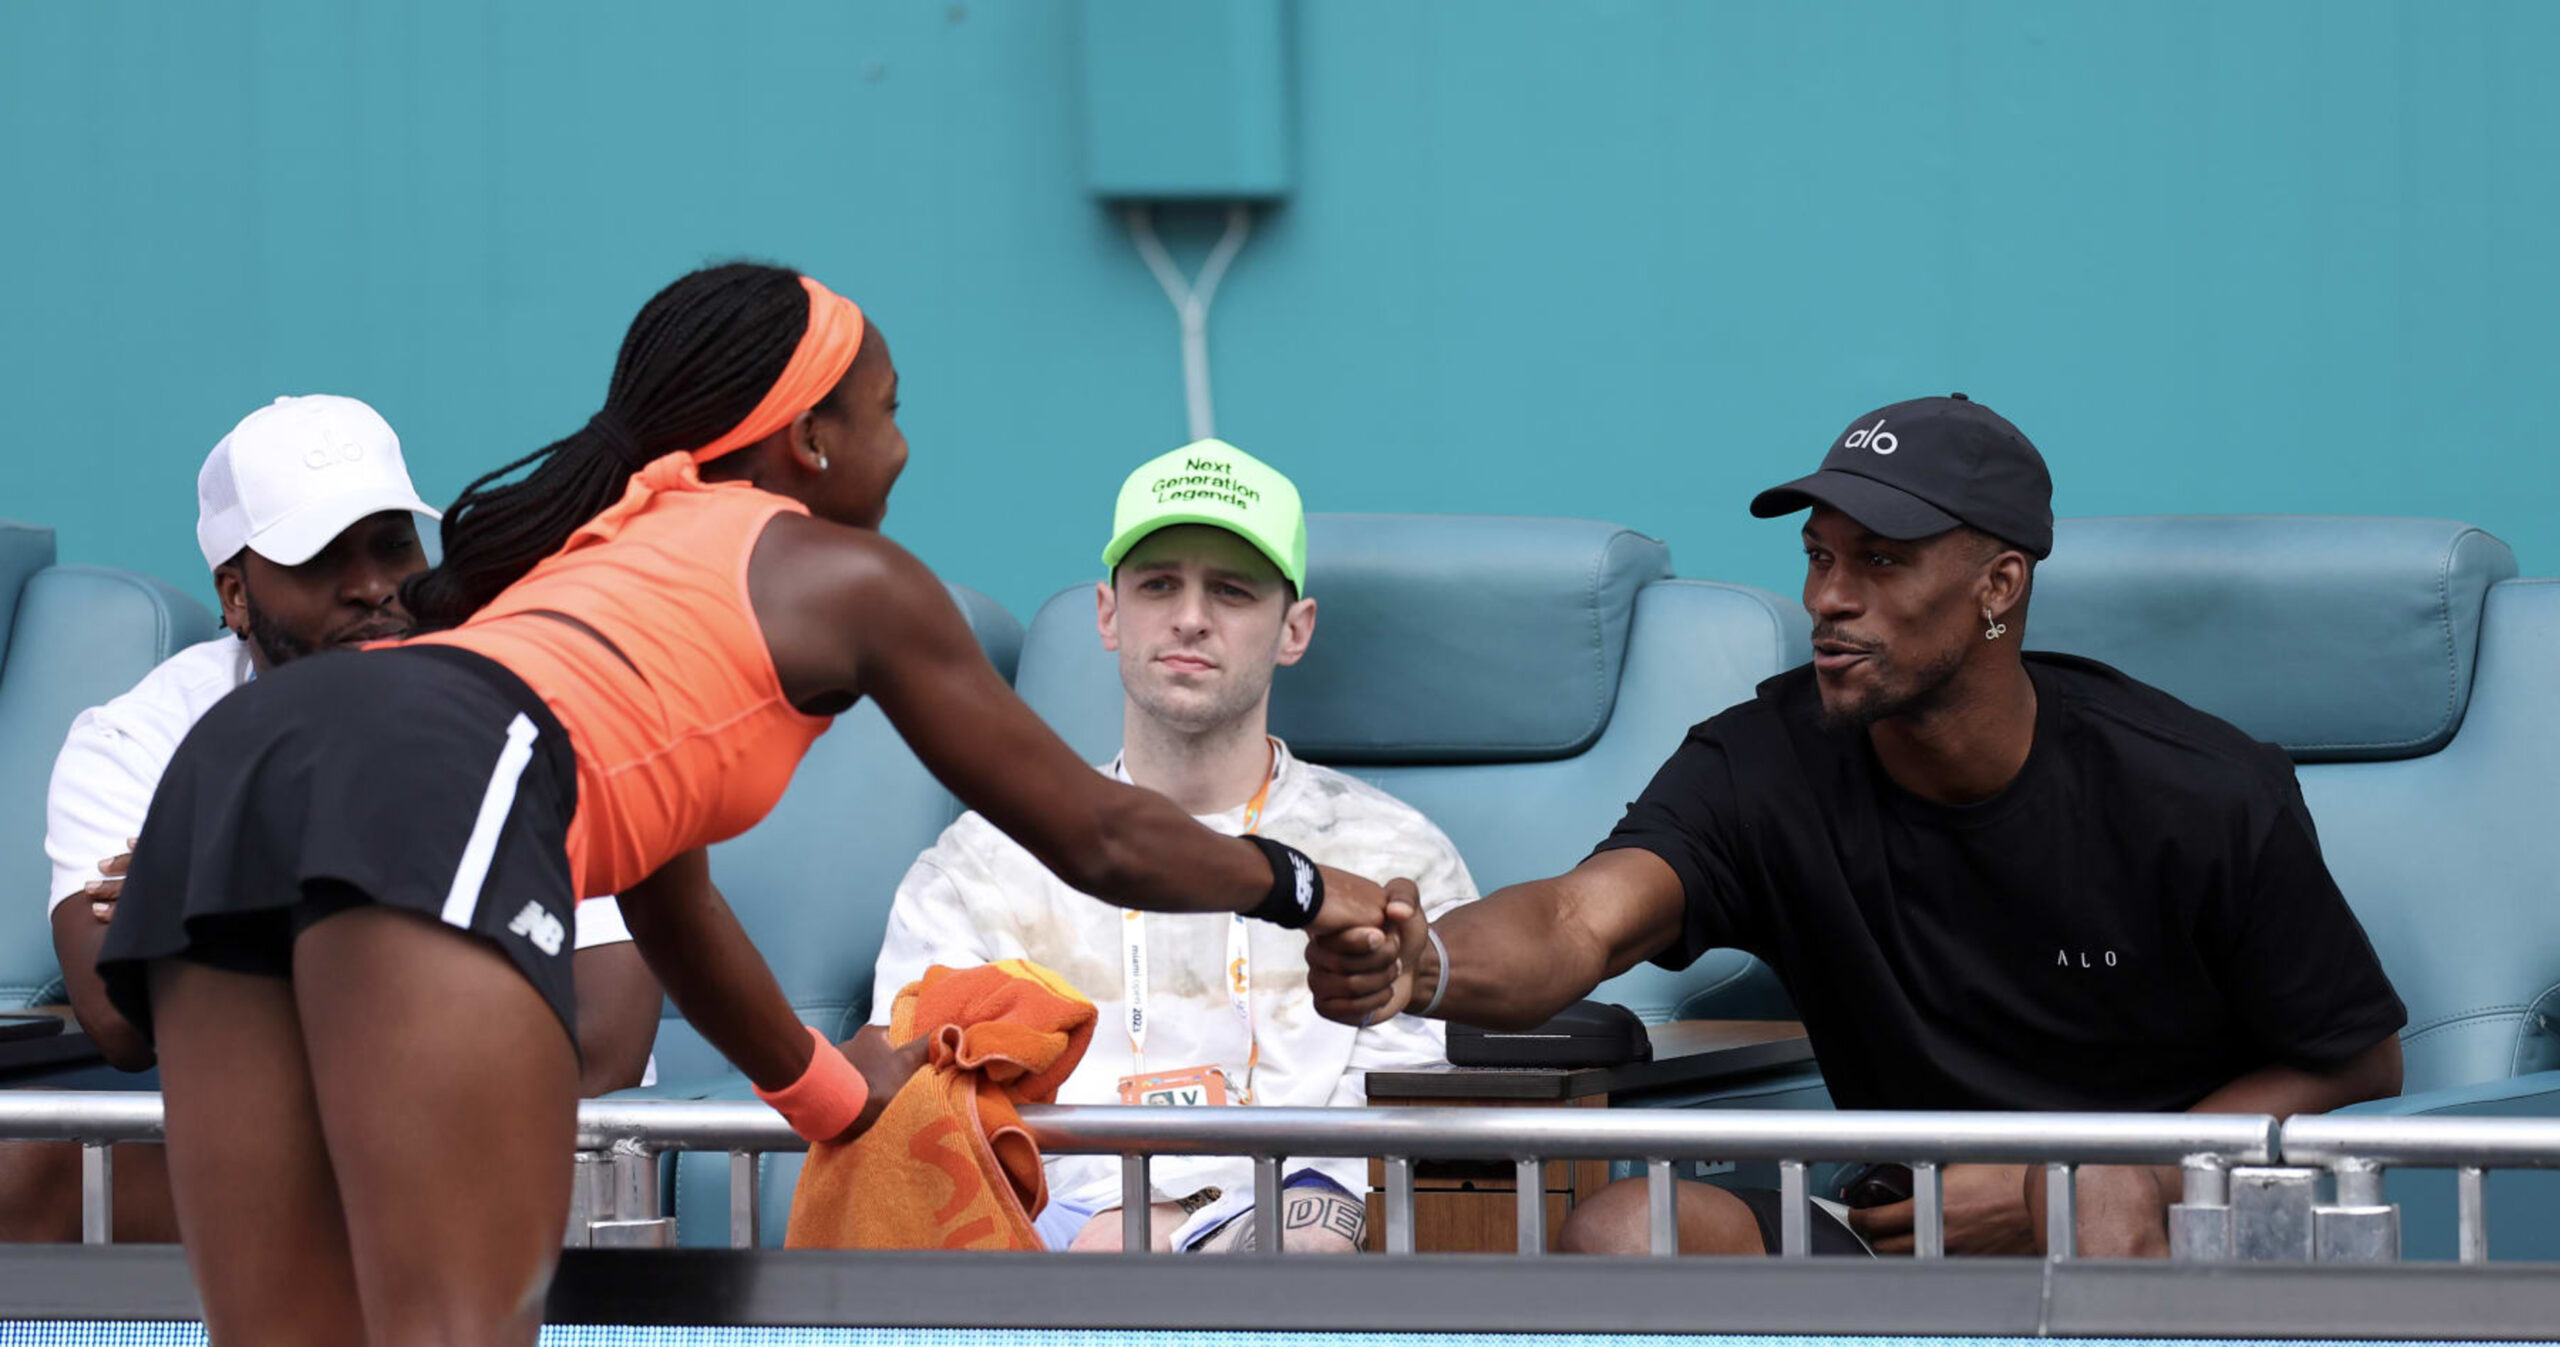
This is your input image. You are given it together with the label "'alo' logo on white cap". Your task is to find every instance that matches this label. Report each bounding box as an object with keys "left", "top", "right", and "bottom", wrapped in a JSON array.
[
  {"left": 1843, "top": 418, "right": 1898, "bottom": 455},
  {"left": 305, "top": 438, "right": 369, "bottom": 470}
]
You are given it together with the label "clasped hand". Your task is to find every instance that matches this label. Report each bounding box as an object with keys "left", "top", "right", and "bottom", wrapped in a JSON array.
[{"left": 1305, "top": 870, "right": 1428, "bottom": 1026}]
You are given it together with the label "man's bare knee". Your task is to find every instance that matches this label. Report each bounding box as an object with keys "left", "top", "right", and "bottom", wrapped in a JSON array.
[
  {"left": 1190, "top": 1185, "right": 1368, "bottom": 1254},
  {"left": 1281, "top": 1185, "right": 1366, "bottom": 1253},
  {"left": 1560, "top": 1177, "right": 1763, "bottom": 1256},
  {"left": 1558, "top": 1179, "right": 1642, "bottom": 1254}
]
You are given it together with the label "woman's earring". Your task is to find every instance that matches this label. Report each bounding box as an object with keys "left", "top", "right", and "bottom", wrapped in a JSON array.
[
  {"left": 814, "top": 452, "right": 830, "bottom": 472},
  {"left": 1984, "top": 614, "right": 2008, "bottom": 641}
]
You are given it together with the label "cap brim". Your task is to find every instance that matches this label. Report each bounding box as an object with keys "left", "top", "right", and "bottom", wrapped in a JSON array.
[
  {"left": 1749, "top": 469, "right": 1961, "bottom": 541},
  {"left": 245, "top": 485, "right": 444, "bottom": 567},
  {"left": 1102, "top": 513, "right": 1305, "bottom": 593}
]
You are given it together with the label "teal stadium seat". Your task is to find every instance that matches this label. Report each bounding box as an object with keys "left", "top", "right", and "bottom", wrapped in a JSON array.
[
  {"left": 2027, "top": 516, "right": 2559, "bottom": 1259},
  {"left": 0, "top": 521, "right": 218, "bottom": 1011},
  {"left": 660, "top": 583, "right": 1019, "bottom": 1243}
]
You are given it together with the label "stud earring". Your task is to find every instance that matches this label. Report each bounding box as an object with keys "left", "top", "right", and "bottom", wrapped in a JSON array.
[
  {"left": 1984, "top": 615, "right": 2008, "bottom": 641},
  {"left": 814, "top": 452, "right": 829, "bottom": 472}
]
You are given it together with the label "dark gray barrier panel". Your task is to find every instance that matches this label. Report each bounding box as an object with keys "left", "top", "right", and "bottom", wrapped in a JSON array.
[
  {"left": 7, "top": 1246, "right": 2560, "bottom": 1339},
  {"left": 0, "top": 1246, "right": 199, "bottom": 1321}
]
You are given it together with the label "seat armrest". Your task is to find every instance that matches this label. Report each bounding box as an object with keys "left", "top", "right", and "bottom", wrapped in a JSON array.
[{"left": 2335, "top": 1069, "right": 2560, "bottom": 1117}]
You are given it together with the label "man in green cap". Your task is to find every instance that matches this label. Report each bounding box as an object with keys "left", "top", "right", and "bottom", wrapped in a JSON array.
[{"left": 855, "top": 439, "right": 1479, "bottom": 1253}]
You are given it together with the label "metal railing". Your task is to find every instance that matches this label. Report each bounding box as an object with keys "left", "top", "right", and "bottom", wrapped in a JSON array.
[
  {"left": 599, "top": 1102, "right": 2282, "bottom": 1259},
  {"left": 2280, "top": 1113, "right": 2560, "bottom": 1264},
  {"left": 11, "top": 1092, "right": 2559, "bottom": 1261}
]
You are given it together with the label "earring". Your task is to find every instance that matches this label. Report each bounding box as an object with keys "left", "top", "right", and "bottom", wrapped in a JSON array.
[
  {"left": 1984, "top": 614, "right": 2008, "bottom": 641},
  {"left": 814, "top": 452, "right": 830, "bottom": 472}
]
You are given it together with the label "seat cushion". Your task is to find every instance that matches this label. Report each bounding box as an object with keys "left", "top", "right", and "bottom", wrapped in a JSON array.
[
  {"left": 2296, "top": 579, "right": 2560, "bottom": 1095},
  {"left": 2029, "top": 517, "right": 2515, "bottom": 760},
  {"left": 1273, "top": 515, "right": 1671, "bottom": 762},
  {"left": 0, "top": 565, "right": 218, "bottom": 1006}
]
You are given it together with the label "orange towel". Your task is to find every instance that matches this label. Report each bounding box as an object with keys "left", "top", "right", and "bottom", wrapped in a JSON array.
[{"left": 785, "top": 960, "right": 1096, "bottom": 1250}]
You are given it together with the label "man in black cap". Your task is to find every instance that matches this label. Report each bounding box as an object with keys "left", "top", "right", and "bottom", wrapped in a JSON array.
[{"left": 1308, "top": 395, "right": 2408, "bottom": 1257}]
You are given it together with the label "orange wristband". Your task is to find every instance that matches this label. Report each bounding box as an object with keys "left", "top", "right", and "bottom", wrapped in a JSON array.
[{"left": 753, "top": 1025, "right": 871, "bottom": 1143}]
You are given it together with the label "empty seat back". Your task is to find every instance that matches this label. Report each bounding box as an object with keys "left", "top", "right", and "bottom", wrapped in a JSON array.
[{"left": 0, "top": 523, "right": 220, "bottom": 1006}]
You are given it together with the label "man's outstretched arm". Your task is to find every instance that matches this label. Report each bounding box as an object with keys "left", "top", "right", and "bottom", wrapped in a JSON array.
[{"left": 1311, "top": 849, "right": 1688, "bottom": 1030}]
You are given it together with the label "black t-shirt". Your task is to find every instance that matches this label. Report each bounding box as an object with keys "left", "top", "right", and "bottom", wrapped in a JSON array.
[{"left": 1594, "top": 653, "right": 2406, "bottom": 1112}]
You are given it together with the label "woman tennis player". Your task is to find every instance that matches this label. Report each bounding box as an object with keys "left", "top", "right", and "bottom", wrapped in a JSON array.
[{"left": 100, "top": 263, "right": 1412, "bottom": 1345}]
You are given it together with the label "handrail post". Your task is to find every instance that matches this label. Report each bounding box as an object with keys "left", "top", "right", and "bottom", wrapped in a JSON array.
[
  {"left": 1778, "top": 1159, "right": 1808, "bottom": 1258},
  {"left": 1121, "top": 1154, "right": 1150, "bottom": 1254},
  {"left": 2314, "top": 1157, "right": 2399, "bottom": 1263},
  {"left": 2169, "top": 1154, "right": 2233, "bottom": 1262},
  {"left": 2045, "top": 1162, "right": 2074, "bottom": 1260},
  {"left": 586, "top": 1140, "right": 673, "bottom": 1248},
  {"left": 566, "top": 1149, "right": 606, "bottom": 1247},
  {"left": 79, "top": 1143, "right": 110, "bottom": 1246},
  {"left": 1384, "top": 1156, "right": 1416, "bottom": 1255},
  {"left": 729, "top": 1150, "right": 758, "bottom": 1249},
  {"left": 2231, "top": 1166, "right": 2319, "bottom": 1261},
  {"left": 1513, "top": 1157, "right": 1543, "bottom": 1255},
  {"left": 1255, "top": 1155, "right": 1284, "bottom": 1257},
  {"left": 2457, "top": 1165, "right": 2487, "bottom": 1264},
  {"left": 1913, "top": 1160, "right": 1943, "bottom": 1258},
  {"left": 1644, "top": 1158, "right": 1677, "bottom": 1257}
]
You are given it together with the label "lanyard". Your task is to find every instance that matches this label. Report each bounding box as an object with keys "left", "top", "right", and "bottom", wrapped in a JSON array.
[{"left": 1122, "top": 739, "right": 1276, "bottom": 1102}]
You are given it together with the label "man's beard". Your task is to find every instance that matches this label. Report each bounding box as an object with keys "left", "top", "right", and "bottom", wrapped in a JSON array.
[
  {"left": 244, "top": 603, "right": 321, "bottom": 669},
  {"left": 1815, "top": 642, "right": 1967, "bottom": 735},
  {"left": 235, "top": 567, "right": 411, "bottom": 669}
]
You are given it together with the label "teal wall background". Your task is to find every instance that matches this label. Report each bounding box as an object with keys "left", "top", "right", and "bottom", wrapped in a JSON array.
[{"left": 5, "top": 0, "right": 2555, "bottom": 618}]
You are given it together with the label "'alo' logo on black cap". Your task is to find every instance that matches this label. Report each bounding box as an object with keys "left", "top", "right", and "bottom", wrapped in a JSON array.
[{"left": 1842, "top": 419, "right": 1897, "bottom": 455}]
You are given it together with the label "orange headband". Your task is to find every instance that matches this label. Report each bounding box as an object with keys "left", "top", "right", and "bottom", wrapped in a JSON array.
[{"left": 687, "top": 275, "right": 867, "bottom": 464}]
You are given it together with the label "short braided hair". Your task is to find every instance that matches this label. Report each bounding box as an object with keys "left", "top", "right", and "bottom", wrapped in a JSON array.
[{"left": 401, "top": 262, "right": 817, "bottom": 630}]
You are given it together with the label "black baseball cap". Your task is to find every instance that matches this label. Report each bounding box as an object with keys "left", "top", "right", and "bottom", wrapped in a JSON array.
[{"left": 1750, "top": 393, "right": 2054, "bottom": 559}]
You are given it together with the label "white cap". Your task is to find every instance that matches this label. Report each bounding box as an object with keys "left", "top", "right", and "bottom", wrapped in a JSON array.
[{"left": 196, "top": 395, "right": 442, "bottom": 572}]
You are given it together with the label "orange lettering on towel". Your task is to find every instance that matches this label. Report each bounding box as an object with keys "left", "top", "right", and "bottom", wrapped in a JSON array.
[{"left": 910, "top": 1116, "right": 983, "bottom": 1227}]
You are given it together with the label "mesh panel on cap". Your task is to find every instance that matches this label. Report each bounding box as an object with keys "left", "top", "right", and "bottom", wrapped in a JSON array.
[{"left": 197, "top": 441, "right": 240, "bottom": 520}]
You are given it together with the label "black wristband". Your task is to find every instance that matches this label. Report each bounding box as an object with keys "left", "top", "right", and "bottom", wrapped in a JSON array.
[{"left": 1243, "top": 836, "right": 1324, "bottom": 929}]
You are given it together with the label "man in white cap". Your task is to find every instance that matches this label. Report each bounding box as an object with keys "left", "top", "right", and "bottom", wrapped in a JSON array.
[
  {"left": 856, "top": 440, "right": 1477, "bottom": 1254},
  {"left": 0, "top": 396, "right": 662, "bottom": 1242}
]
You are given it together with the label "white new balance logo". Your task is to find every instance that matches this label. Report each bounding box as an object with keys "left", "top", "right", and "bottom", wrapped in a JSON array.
[
  {"left": 1290, "top": 854, "right": 1316, "bottom": 916},
  {"left": 508, "top": 901, "right": 566, "bottom": 956},
  {"left": 1843, "top": 418, "right": 1898, "bottom": 455}
]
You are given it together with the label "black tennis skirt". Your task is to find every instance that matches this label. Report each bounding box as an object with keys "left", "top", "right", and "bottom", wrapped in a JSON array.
[{"left": 99, "top": 643, "right": 583, "bottom": 1045}]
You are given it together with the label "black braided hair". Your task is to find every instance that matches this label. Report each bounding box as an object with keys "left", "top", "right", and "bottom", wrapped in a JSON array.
[{"left": 401, "top": 263, "right": 813, "bottom": 631}]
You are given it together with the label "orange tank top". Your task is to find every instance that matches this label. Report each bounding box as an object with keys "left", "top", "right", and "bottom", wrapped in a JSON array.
[{"left": 409, "top": 453, "right": 834, "bottom": 898}]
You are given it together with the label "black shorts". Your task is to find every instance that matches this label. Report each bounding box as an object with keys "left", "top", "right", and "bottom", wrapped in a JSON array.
[
  {"left": 99, "top": 644, "right": 582, "bottom": 1047},
  {"left": 1730, "top": 1187, "right": 1873, "bottom": 1257}
]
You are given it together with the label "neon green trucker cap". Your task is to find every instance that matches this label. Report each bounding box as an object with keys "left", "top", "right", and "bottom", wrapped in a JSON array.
[{"left": 1101, "top": 439, "right": 1307, "bottom": 593}]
